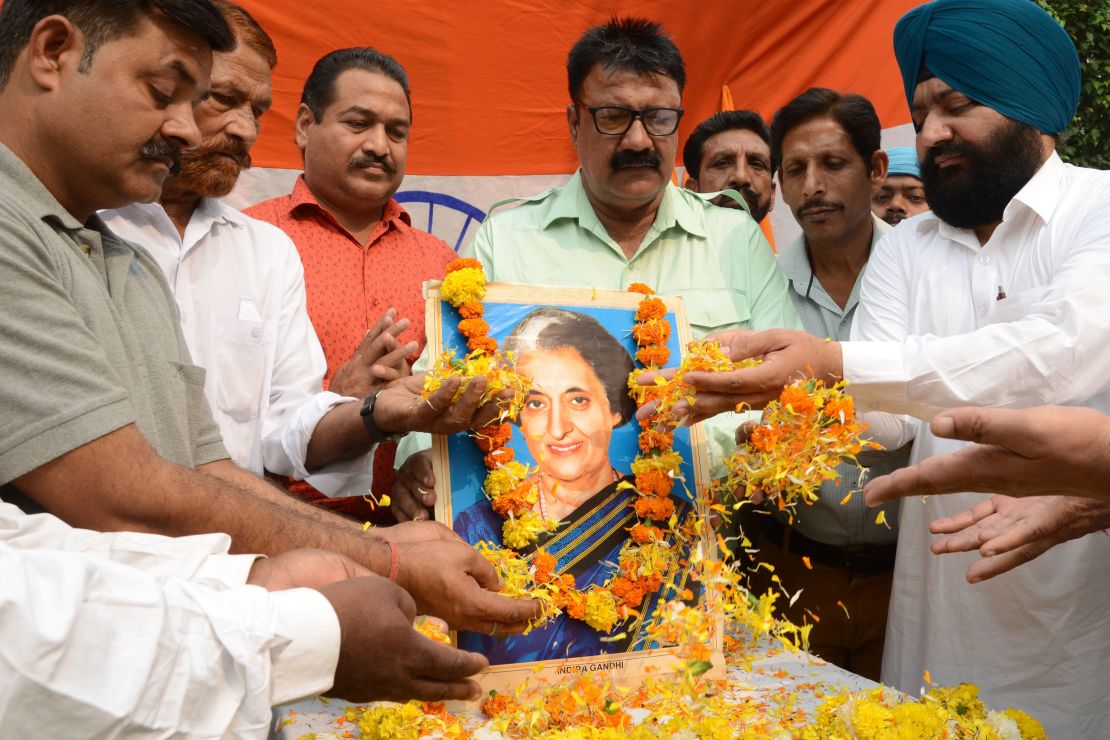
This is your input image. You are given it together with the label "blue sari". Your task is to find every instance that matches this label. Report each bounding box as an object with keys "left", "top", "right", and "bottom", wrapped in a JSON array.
[{"left": 454, "top": 477, "right": 698, "bottom": 664}]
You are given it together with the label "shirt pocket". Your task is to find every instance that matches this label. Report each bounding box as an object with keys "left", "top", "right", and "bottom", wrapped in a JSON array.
[
  {"left": 675, "top": 289, "right": 752, "bottom": 338},
  {"left": 211, "top": 317, "right": 276, "bottom": 423},
  {"left": 988, "top": 285, "right": 1051, "bottom": 325}
]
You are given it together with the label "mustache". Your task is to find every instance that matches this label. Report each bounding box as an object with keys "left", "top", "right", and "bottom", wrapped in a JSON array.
[
  {"left": 183, "top": 134, "right": 252, "bottom": 170},
  {"left": 139, "top": 139, "right": 182, "bottom": 175},
  {"left": 348, "top": 152, "right": 395, "bottom": 172},
  {"left": 610, "top": 149, "right": 661, "bottom": 172},
  {"left": 923, "top": 140, "right": 976, "bottom": 171},
  {"left": 798, "top": 198, "right": 842, "bottom": 214}
]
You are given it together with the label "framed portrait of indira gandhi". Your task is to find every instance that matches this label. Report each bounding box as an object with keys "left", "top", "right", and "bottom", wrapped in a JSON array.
[{"left": 427, "top": 282, "right": 724, "bottom": 700}]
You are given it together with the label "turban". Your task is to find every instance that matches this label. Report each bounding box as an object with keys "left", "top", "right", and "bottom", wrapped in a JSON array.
[
  {"left": 886, "top": 147, "right": 921, "bottom": 179},
  {"left": 893, "top": 0, "right": 1081, "bottom": 134}
]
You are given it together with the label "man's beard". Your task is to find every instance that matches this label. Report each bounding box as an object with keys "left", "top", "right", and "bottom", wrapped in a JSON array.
[
  {"left": 174, "top": 135, "right": 252, "bottom": 198},
  {"left": 711, "top": 187, "right": 769, "bottom": 222},
  {"left": 921, "top": 119, "right": 1043, "bottom": 230}
]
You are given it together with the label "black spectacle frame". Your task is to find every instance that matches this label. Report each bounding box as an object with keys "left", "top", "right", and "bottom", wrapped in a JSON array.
[{"left": 573, "top": 100, "right": 684, "bottom": 136}]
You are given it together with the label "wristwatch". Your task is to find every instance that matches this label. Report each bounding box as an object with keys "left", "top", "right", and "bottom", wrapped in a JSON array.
[{"left": 359, "top": 390, "right": 408, "bottom": 445}]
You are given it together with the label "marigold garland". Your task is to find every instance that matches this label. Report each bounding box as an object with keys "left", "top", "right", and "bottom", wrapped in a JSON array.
[{"left": 719, "top": 377, "right": 881, "bottom": 514}]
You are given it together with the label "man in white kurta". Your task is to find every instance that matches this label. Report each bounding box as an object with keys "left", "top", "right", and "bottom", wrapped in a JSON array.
[
  {"left": 851, "top": 153, "right": 1110, "bottom": 737},
  {"left": 671, "top": 0, "right": 1110, "bottom": 734}
]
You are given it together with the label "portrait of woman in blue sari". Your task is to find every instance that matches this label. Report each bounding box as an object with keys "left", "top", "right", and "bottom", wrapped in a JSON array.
[{"left": 453, "top": 307, "right": 696, "bottom": 664}]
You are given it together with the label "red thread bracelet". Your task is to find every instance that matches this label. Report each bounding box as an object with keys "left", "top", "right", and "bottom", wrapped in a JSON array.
[{"left": 387, "top": 540, "right": 399, "bottom": 582}]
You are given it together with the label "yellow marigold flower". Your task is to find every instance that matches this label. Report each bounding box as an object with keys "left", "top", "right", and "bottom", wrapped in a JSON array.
[
  {"left": 484, "top": 461, "right": 529, "bottom": 499},
  {"left": 440, "top": 266, "right": 487, "bottom": 306},
  {"left": 849, "top": 700, "right": 895, "bottom": 738},
  {"left": 355, "top": 702, "right": 425, "bottom": 740},
  {"left": 583, "top": 588, "right": 620, "bottom": 632},
  {"left": 1002, "top": 708, "right": 1047, "bottom": 740},
  {"left": 890, "top": 701, "right": 948, "bottom": 739},
  {"left": 502, "top": 509, "right": 557, "bottom": 549}
]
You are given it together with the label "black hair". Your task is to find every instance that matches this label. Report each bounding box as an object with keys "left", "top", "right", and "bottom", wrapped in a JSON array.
[
  {"left": 0, "top": 0, "right": 234, "bottom": 91},
  {"left": 682, "top": 109, "right": 770, "bottom": 178},
  {"left": 502, "top": 308, "right": 637, "bottom": 428},
  {"left": 770, "top": 87, "right": 881, "bottom": 172},
  {"left": 301, "top": 47, "right": 411, "bottom": 122},
  {"left": 566, "top": 16, "right": 685, "bottom": 101}
]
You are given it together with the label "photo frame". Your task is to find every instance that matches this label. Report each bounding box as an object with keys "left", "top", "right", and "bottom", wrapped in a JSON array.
[{"left": 427, "top": 283, "right": 724, "bottom": 702}]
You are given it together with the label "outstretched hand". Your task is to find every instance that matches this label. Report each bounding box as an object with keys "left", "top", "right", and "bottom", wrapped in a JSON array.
[
  {"left": 637, "top": 328, "right": 843, "bottom": 425},
  {"left": 374, "top": 374, "right": 505, "bottom": 437},
  {"left": 394, "top": 536, "right": 542, "bottom": 636},
  {"left": 322, "top": 576, "right": 488, "bottom": 703},
  {"left": 865, "top": 405, "right": 1110, "bottom": 505},
  {"left": 927, "top": 494, "right": 1110, "bottom": 583}
]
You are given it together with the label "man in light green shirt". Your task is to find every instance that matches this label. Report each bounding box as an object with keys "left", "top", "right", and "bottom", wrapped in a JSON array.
[{"left": 390, "top": 17, "right": 800, "bottom": 521}]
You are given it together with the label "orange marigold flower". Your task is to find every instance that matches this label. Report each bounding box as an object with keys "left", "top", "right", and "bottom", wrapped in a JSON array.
[
  {"left": 779, "top": 384, "right": 816, "bottom": 415},
  {"left": 629, "top": 522, "right": 664, "bottom": 544},
  {"left": 473, "top": 422, "right": 511, "bottom": 452},
  {"left": 628, "top": 282, "right": 655, "bottom": 295},
  {"left": 481, "top": 692, "right": 519, "bottom": 717},
  {"left": 635, "top": 297, "right": 667, "bottom": 322},
  {"left": 610, "top": 576, "right": 645, "bottom": 607},
  {"left": 632, "top": 318, "right": 671, "bottom": 346},
  {"left": 490, "top": 481, "right": 535, "bottom": 517},
  {"left": 483, "top": 446, "right": 514, "bottom": 469},
  {"left": 635, "top": 469, "right": 674, "bottom": 497},
  {"left": 467, "top": 335, "right": 499, "bottom": 354},
  {"left": 638, "top": 428, "right": 674, "bottom": 453},
  {"left": 458, "top": 317, "right": 490, "bottom": 339},
  {"left": 458, "top": 301, "right": 484, "bottom": 319},
  {"left": 749, "top": 424, "right": 780, "bottom": 452},
  {"left": 533, "top": 549, "right": 557, "bottom": 584},
  {"left": 564, "top": 591, "right": 587, "bottom": 620},
  {"left": 634, "top": 496, "right": 675, "bottom": 521},
  {"left": 635, "top": 345, "right": 671, "bottom": 368},
  {"left": 823, "top": 396, "right": 856, "bottom": 424},
  {"left": 446, "top": 257, "right": 483, "bottom": 273}
]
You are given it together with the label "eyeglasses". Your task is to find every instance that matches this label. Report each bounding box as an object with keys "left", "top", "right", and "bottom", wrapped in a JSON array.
[{"left": 574, "top": 100, "right": 684, "bottom": 136}]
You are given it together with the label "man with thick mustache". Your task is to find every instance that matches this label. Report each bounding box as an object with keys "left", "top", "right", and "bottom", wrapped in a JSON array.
[
  {"left": 247, "top": 48, "right": 457, "bottom": 521},
  {"left": 102, "top": 4, "right": 405, "bottom": 502},
  {"left": 389, "top": 17, "right": 800, "bottom": 523},
  {"left": 658, "top": 0, "right": 1110, "bottom": 732},
  {"left": 682, "top": 109, "right": 776, "bottom": 225},
  {"left": 738, "top": 88, "right": 909, "bottom": 682}
]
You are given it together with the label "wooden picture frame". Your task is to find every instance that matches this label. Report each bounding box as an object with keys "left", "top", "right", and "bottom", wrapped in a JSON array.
[{"left": 426, "top": 283, "right": 724, "bottom": 705}]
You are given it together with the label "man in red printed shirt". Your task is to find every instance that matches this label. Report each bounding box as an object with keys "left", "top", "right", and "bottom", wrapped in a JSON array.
[{"left": 247, "top": 48, "right": 456, "bottom": 520}]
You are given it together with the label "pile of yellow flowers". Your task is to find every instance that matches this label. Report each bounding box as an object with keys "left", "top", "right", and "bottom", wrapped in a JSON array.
[{"left": 802, "top": 683, "right": 1046, "bottom": 740}]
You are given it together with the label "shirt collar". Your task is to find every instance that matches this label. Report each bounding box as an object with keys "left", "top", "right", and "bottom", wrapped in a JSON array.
[
  {"left": 541, "top": 170, "right": 707, "bottom": 239},
  {"left": 926, "top": 151, "right": 1065, "bottom": 247},
  {"left": 0, "top": 143, "right": 84, "bottom": 231},
  {"left": 779, "top": 213, "right": 888, "bottom": 301},
  {"left": 288, "top": 174, "right": 412, "bottom": 229}
]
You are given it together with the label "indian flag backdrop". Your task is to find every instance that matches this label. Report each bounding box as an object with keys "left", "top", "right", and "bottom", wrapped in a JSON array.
[{"left": 229, "top": 0, "right": 923, "bottom": 248}]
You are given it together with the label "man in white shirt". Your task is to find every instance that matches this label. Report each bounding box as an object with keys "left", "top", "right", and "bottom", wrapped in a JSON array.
[
  {"left": 0, "top": 497, "right": 488, "bottom": 736},
  {"left": 658, "top": 0, "right": 1110, "bottom": 733},
  {"left": 101, "top": 3, "right": 402, "bottom": 500}
]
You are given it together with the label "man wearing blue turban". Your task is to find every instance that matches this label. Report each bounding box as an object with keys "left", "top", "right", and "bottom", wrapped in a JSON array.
[
  {"left": 871, "top": 147, "right": 928, "bottom": 225},
  {"left": 663, "top": 2, "right": 1110, "bottom": 735}
]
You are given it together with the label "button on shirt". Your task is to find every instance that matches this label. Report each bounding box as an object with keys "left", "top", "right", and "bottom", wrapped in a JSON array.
[
  {"left": 0, "top": 498, "right": 339, "bottom": 737},
  {"left": 776, "top": 214, "right": 907, "bottom": 546},
  {"left": 397, "top": 172, "right": 802, "bottom": 476},
  {"left": 848, "top": 152, "right": 1110, "bottom": 737},
  {"left": 100, "top": 201, "right": 371, "bottom": 497}
]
